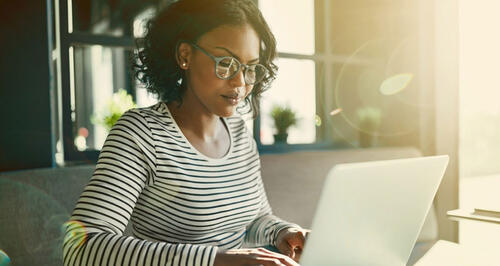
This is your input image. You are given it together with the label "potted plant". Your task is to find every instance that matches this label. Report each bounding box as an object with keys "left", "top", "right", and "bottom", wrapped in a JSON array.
[
  {"left": 270, "top": 104, "right": 298, "bottom": 143},
  {"left": 356, "top": 107, "right": 381, "bottom": 147},
  {"left": 91, "top": 89, "right": 137, "bottom": 132}
]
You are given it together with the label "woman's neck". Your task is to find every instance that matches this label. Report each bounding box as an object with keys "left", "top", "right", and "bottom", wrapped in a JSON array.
[{"left": 167, "top": 100, "right": 223, "bottom": 142}]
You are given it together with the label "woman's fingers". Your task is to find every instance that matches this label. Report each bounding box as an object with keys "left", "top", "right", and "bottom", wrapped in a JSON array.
[
  {"left": 254, "top": 257, "right": 285, "bottom": 265},
  {"left": 221, "top": 248, "right": 299, "bottom": 266},
  {"left": 276, "top": 230, "right": 309, "bottom": 261},
  {"left": 249, "top": 256, "right": 296, "bottom": 266},
  {"left": 292, "top": 247, "right": 302, "bottom": 262},
  {"left": 254, "top": 248, "right": 299, "bottom": 266},
  {"left": 255, "top": 247, "right": 281, "bottom": 255},
  {"left": 257, "top": 247, "right": 293, "bottom": 260}
]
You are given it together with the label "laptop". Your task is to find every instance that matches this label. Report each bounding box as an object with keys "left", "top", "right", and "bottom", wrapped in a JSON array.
[{"left": 300, "top": 155, "right": 449, "bottom": 266}]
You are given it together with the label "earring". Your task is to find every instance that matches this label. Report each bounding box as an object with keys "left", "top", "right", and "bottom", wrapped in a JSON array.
[{"left": 181, "top": 62, "right": 187, "bottom": 68}]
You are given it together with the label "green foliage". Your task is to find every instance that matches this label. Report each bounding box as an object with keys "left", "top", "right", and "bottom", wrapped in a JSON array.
[
  {"left": 91, "top": 89, "right": 137, "bottom": 131},
  {"left": 357, "top": 107, "right": 382, "bottom": 132},
  {"left": 271, "top": 104, "right": 298, "bottom": 135}
]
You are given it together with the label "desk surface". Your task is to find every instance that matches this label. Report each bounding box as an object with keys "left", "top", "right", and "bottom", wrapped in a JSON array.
[{"left": 414, "top": 240, "right": 500, "bottom": 266}]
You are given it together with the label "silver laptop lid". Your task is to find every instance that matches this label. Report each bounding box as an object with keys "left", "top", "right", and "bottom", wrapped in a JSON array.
[{"left": 300, "top": 155, "right": 449, "bottom": 266}]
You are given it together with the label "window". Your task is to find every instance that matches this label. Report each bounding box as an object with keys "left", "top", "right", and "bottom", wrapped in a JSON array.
[
  {"left": 55, "top": 0, "right": 423, "bottom": 163},
  {"left": 70, "top": 44, "right": 134, "bottom": 151},
  {"left": 257, "top": 0, "right": 422, "bottom": 151},
  {"left": 55, "top": 0, "right": 161, "bottom": 163},
  {"left": 258, "top": 0, "right": 319, "bottom": 146},
  {"left": 259, "top": 58, "right": 317, "bottom": 145}
]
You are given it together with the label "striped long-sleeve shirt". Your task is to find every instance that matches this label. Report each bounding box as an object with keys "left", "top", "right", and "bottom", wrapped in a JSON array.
[{"left": 62, "top": 101, "right": 299, "bottom": 266}]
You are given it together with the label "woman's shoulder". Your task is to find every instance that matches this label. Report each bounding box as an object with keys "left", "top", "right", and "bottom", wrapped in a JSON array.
[
  {"left": 121, "top": 102, "right": 175, "bottom": 126},
  {"left": 131, "top": 101, "right": 168, "bottom": 118},
  {"left": 114, "top": 102, "right": 180, "bottom": 139}
]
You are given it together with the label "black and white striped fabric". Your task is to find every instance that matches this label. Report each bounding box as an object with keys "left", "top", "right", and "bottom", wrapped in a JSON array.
[{"left": 63, "top": 102, "right": 298, "bottom": 266}]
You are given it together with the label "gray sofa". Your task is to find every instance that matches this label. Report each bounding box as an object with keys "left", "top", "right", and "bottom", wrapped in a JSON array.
[{"left": 0, "top": 147, "right": 435, "bottom": 265}]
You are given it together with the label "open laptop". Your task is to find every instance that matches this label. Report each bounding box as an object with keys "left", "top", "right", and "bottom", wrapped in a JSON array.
[{"left": 300, "top": 155, "right": 449, "bottom": 266}]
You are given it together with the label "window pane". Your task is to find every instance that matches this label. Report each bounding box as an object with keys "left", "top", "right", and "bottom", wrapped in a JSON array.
[
  {"left": 70, "top": 0, "right": 158, "bottom": 37},
  {"left": 259, "top": 0, "right": 315, "bottom": 54},
  {"left": 71, "top": 45, "right": 135, "bottom": 151},
  {"left": 260, "top": 58, "right": 316, "bottom": 144}
]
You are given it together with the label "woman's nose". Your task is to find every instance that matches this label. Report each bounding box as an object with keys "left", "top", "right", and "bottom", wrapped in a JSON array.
[{"left": 229, "top": 68, "right": 246, "bottom": 87}]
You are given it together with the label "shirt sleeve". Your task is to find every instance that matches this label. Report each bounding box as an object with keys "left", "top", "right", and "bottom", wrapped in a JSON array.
[
  {"left": 62, "top": 109, "right": 218, "bottom": 266},
  {"left": 243, "top": 139, "right": 302, "bottom": 247}
]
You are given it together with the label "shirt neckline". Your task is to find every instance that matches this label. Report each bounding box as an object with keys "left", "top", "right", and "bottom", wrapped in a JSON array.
[{"left": 161, "top": 101, "right": 233, "bottom": 162}]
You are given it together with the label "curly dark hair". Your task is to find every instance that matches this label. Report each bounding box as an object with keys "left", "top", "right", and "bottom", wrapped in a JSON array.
[{"left": 133, "top": 0, "right": 277, "bottom": 117}]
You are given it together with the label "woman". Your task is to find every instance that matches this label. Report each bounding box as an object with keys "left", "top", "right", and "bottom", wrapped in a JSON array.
[{"left": 63, "top": 0, "right": 308, "bottom": 265}]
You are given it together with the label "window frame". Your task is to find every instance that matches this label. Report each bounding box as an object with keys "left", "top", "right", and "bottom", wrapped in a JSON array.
[
  {"left": 254, "top": 0, "right": 369, "bottom": 153},
  {"left": 55, "top": 0, "right": 368, "bottom": 164},
  {"left": 56, "top": 0, "right": 137, "bottom": 163}
]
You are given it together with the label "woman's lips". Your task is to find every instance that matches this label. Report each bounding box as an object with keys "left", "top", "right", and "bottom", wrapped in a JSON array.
[
  {"left": 222, "top": 87, "right": 245, "bottom": 106},
  {"left": 221, "top": 95, "right": 241, "bottom": 105}
]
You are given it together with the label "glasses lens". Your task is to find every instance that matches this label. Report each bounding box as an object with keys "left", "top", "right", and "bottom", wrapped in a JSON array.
[
  {"left": 216, "top": 57, "right": 239, "bottom": 79},
  {"left": 215, "top": 57, "right": 268, "bottom": 84},
  {"left": 245, "top": 64, "right": 267, "bottom": 84}
]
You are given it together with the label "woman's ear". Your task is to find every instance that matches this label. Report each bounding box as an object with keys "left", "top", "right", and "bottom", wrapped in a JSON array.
[{"left": 176, "top": 42, "right": 192, "bottom": 70}]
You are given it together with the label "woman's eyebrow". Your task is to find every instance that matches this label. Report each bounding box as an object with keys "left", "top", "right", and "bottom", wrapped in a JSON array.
[{"left": 215, "top": 46, "right": 260, "bottom": 63}]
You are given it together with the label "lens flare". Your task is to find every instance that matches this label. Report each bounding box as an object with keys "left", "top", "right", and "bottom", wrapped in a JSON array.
[
  {"left": 332, "top": 39, "right": 420, "bottom": 139},
  {"left": 0, "top": 250, "right": 10, "bottom": 266},
  {"left": 379, "top": 73, "right": 414, "bottom": 95},
  {"left": 63, "top": 221, "right": 88, "bottom": 248},
  {"left": 329, "top": 108, "right": 342, "bottom": 116}
]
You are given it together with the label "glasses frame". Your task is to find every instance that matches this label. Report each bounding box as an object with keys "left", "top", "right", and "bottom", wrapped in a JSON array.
[{"left": 189, "top": 42, "right": 268, "bottom": 85}]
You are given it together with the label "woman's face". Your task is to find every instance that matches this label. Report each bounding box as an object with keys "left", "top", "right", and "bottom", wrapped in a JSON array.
[{"left": 179, "top": 23, "right": 261, "bottom": 117}]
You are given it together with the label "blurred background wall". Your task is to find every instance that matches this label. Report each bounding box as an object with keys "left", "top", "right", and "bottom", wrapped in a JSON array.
[{"left": 0, "top": 1, "right": 54, "bottom": 171}]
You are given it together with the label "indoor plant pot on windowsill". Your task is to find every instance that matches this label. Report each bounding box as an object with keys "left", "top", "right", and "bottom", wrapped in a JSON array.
[
  {"left": 356, "top": 107, "right": 381, "bottom": 148},
  {"left": 271, "top": 104, "right": 298, "bottom": 144}
]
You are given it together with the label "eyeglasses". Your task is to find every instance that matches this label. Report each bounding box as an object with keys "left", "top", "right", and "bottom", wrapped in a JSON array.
[{"left": 189, "top": 42, "right": 268, "bottom": 85}]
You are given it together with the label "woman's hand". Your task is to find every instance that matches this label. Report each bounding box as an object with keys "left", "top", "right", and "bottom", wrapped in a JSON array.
[
  {"left": 213, "top": 248, "right": 300, "bottom": 266},
  {"left": 275, "top": 227, "right": 311, "bottom": 262}
]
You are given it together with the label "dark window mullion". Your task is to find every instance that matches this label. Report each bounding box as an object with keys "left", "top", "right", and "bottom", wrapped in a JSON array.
[
  {"left": 315, "top": 0, "right": 328, "bottom": 144},
  {"left": 58, "top": 0, "right": 82, "bottom": 162},
  {"left": 67, "top": 32, "right": 135, "bottom": 49}
]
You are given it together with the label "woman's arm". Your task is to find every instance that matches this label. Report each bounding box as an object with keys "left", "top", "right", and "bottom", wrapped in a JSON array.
[
  {"left": 62, "top": 110, "right": 218, "bottom": 266},
  {"left": 242, "top": 140, "right": 302, "bottom": 248},
  {"left": 243, "top": 176, "right": 302, "bottom": 247},
  {"left": 241, "top": 152, "right": 308, "bottom": 262}
]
